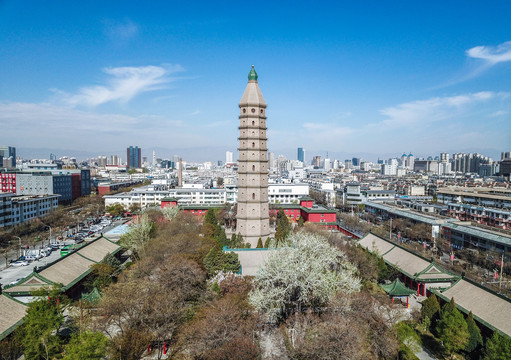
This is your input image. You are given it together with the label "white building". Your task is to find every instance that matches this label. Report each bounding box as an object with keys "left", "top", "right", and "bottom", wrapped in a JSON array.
[
  {"left": 268, "top": 183, "right": 309, "bottom": 204},
  {"left": 225, "top": 151, "right": 234, "bottom": 164}
]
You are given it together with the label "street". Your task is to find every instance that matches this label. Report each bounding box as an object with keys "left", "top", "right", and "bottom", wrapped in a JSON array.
[{"left": 0, "top": 219, "right": 125, "bottom": 291}]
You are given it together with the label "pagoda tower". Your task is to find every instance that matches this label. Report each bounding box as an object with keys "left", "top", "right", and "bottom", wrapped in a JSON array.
[{"left": 236, "top": 66, "right": 270, "bottom": 247}]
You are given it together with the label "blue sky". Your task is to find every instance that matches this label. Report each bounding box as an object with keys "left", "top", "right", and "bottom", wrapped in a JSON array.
[{"left": 0, "top": 1, "right": 510, "bottom": 162}]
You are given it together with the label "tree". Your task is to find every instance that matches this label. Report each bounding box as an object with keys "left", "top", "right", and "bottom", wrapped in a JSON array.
[
  {"left": 297, "top": 216, "right": 305, "bottom": 227},
  {"left": 106, "top": 203, "right": 125, "bottom": 217},
  {"left": 256, "top": 238, "right": 263, "bottom": 248},
  {"left": 249, "top": 231, "right": 361, "bottom": 323},
  {"left": 275, "top": 208, "right": 291, "bottom": 244},
  {"left": 394, "top": 321, "right": 422, "bottom": 355},
  {"left": 484, "top": 331, "right": 511, "bottom": 360},
  {"left": 177, "top": 294, "right": 259, "bottom": 359},
  {"left": 420, "top": 294, "right": 441, "bottom": 331},
  {"left": 129, "top": 203, "right": 141, "bottom": 213},
  {"left": 465, "top": 311, "right": 483, "bottom": 354},
  {"left": 264, "top": 237, "right": 271, "bottom": 247},
  {"left": 120, "top": 213, "right": 155, "bottom": 260},
  {"left": 162, "top": 206, "right": 179, "bottom": 222},
  {"left": 63, "top": 331, "right": 108, "bottom": 360},
  {"left": 436, "top": 298, "right": 469, "bottom": 359},
  {"left": 23, "top": 296, "right": 64, "bottom": 360},
  {"left": 204, "top": 244, "right": 240, "bottom": 276}
]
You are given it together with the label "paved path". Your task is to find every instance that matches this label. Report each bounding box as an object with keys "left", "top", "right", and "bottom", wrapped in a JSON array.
[{"left": 415, "top": 346, "right": 437, "bottom": 360}]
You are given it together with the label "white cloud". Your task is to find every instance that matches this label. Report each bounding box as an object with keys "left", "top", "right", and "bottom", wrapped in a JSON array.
[
  {"left": 379, "top": 92, "right": 504, "bottom": 127},
  {"left": 466, "top": 41, "right": 511, "bottom": 65},
  {"left": 489, "top": 110, "right": 508, "bottom": 117},
  {"left": 103, "top": 18, "right": 139, "bottom": 40},
  {"left": 0, "top": 102, "right": 183, "bottom": 150},
  {"left": 60, "top": 65, "right": 184, "bottom": 107}
]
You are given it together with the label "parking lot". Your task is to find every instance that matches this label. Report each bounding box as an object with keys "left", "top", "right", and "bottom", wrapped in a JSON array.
[{"left": 0, "top": 218, "right": 125, "bottom": 291}]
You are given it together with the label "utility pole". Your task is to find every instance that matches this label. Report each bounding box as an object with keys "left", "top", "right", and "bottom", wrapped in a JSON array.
[
  {"left": 389, "top": 218, "right": 392, "bottom": 240},
  {"left": 15, "top": 236, "right": 22, "bottom": 259}
]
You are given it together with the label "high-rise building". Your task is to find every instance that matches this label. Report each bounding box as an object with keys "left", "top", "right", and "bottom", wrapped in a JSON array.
[
  {"left": 226, "top": 151, "right": 234, "bottom": 164},
  {"left": 98, "top": 156, "right": 107, "bottom": 167},
  {"left": 127, "top": 146, "right": 142, "bottom": 168},
  {"left": 268, "top": 152, "right": 275, "bottom": 170},
  {"left": 236, "top": 66, "right": 270, "bottom": 246},
  {"left": 352, "top": 157, "right": 361, "bottom": 167},
  {"left": 297, "top": 147, "right": 305, "bottom": 163},
  {"left": 502, "top": 152, "right": 511, "bottom": 160},
  {"left": 0, "top": 146, "right": 16, "bottom": 168},
  {"left": 312, "top": 156, "right": 322, "bottom": 168}
]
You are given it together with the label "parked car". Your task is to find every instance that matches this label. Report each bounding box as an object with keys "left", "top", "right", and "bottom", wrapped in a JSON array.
[
  {"left": 11, "top": 261, "right": 29, "bottom": 267},
  {"left": 9, "top": 278, "right": 23, "bottom": 286}
]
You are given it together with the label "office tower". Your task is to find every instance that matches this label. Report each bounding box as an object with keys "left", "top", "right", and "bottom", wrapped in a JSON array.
[
  {"left": 226, "top": 151, "right": 234, "bottom": 163},
  {"left": 313, "top": 156, "right": 322, "bottom": 168},
  {"left": 268, "top": 152, "right": 275, "bottom": 170},
  {"left": 127, "top": 146, "right": 142, "bottom": 168},
  {"left": 297, "top": 147, "right": 305, "bottom": 163},
  {"left": 236, "top": 66, "right": 270, "bottom": 247},
  {"left": 0, "top": 146, "right": 16, "bottom": 168}
]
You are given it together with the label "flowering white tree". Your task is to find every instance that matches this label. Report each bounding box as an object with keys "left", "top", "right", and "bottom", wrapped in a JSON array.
[
  {"left": 120, "top": 213, "right": 154, "bottom": 260},
  {"left": 249, "top": 231, "right": 361, "bottom": 323},
  {"left": 162, "top": 206, "right": 180, "bottom": 222}
]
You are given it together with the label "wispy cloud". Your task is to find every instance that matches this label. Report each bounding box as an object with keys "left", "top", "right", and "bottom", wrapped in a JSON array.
[
  {"left": 0, "top": 102, "right": 184, "bottom": 149},
  {"left": 59, "top": 64, "right": 184, "bottom": 107},
  {"left": 466, "top": 41, "right": 511, "bottom": 65},
  {"left": 103, "top": 18, "right": 139, "bottom": 41},
  {"left": 379, "top": 92, "right": 505, "bottom": 127}
]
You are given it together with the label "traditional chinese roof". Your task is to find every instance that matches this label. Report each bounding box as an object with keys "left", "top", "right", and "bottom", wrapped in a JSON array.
[
  {"left": 380, "top": 278, "right": 415, "bottom": 296},
  {"left": 248, "top": 65, "right": 258, "bottom": 81},
  {"left": 0, "top": 294, "right": 26, "bottom": 340},
  {"left": 357, "top": 232, "right": 457, "bottom": 283},
  {"left": 433, "top": 278, "right": 511, "bottom": 337}
]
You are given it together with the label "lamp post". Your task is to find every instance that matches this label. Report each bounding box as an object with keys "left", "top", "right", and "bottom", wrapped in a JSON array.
[
  {"left": 44, "top": 225, "right": 52, "bottom": 246},
  {"left": 389, "top": 217, "right": 393, "bottom": 240}
]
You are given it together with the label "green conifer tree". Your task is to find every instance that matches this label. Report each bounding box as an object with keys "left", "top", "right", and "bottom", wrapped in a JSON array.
[
  {"left": 436, "top": 298, "right": 469, "bottom": 359},
  {"left": 256, "top": 238, "right": 263, "bottom": 248},
  {"left": 465, "top": 311, "right": 483, "bottom": 354},
  {"left": 484, "top": 331, "right": 511, "bottom": 360},
  {"left": 420, "top": 294, "right": 441, "bottom": 332}
]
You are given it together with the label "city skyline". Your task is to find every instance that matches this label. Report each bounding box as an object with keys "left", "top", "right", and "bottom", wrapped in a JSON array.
[{"left": 1, "top": 1, "right": 510, "bottom": 161}]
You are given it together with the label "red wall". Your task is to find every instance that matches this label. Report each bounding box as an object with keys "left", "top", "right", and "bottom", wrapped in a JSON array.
[
  {"left": 0, "top": 173, "right": 16, "bottom": 193},
  {"left": 71, "top": 174, "right": 81, "bottom": 200}
]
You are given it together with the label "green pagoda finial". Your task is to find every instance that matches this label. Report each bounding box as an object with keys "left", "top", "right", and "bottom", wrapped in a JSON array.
[{"left": 248, "top": 65, "right": 258, "bottom": 81}]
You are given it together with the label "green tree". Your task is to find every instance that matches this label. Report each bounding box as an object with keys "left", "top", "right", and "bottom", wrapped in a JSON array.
[
  {"left": 264, "top": 237, "right": 271, "bottom": 248},
  {"left": 275, "top": 209, "right": 291, "bottom": 244},
  {"left": 129, "top": 203, "right": 141, "bottom": 213},
  {"left": 436, "top": 298, "right": 469, "bottom": 359},
  {"left": 23, "top": 297, "right": 64, "bottom": 360},
  {"left": 465, "top": 311, "right": 483, "bottom": 354},
  {"left": 63, "top": 331, "right": 108, "bottom": 360},
  {"left": 420, "top": 294, "right": 441, "bottom": 332},
  {"left": 256, "top": 238, "right": 263, "bottom": 248},
  {"left": 106, "top": 203, "right": 125, "bottom": 217},
  {"left": 297, "top": 216, "right": 305, "bottom": 227},
  {"left": 204, "top": 209, "right": 218, "bottom": 227},
  {"left": 204, "top": 244, "right": 240, "bottom": 276},
  {"left": 484, "top": 331, "right": 511, "bottom": 360}
]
